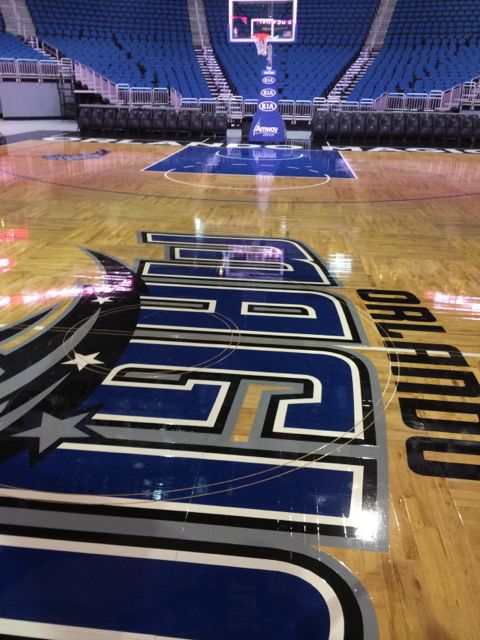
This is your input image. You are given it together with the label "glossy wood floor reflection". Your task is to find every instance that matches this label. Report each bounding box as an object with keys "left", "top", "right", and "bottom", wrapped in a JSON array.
[{"left": 0, "top": 137, "right": 480, "bottom": 640}]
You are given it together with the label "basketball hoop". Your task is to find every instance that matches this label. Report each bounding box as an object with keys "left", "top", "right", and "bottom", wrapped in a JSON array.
[{"left": 253, "top": 32, "right": 270, "bottom": 56}]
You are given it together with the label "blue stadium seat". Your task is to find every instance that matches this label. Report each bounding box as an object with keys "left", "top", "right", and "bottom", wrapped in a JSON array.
[
  {"left": 204, "top": 0, "right": 379, "bottom": 99},
  {"left": 25, "top": 0, "right": 212, "bottom": 97},
  {"left": 350, "top": 0, "right": 480, "bottom": 100},
  {"left": 0, "top": 14, "right": 48, "bottom": 60}
]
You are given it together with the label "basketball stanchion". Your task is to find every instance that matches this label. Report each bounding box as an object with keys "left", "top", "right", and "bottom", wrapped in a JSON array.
[{"left": 229, "top": 0, "right": 296, "bottom": 144}]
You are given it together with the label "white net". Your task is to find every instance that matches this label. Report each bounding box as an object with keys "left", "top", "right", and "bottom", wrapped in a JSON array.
[{"left": 253, "top": 34, "right": 269, "bottom": 56}]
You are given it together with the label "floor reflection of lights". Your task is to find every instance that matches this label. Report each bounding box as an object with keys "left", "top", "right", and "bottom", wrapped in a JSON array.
[{"left": 425, "top": 291, "right": 480, "bottom": 318}]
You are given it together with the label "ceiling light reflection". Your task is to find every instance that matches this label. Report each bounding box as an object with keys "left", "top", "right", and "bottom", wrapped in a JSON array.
[
  {"left": 328, "top": 253, "right": 352, "bottom": 275},
  {"left": 355, "top": 510, "right": 380, "bottom": 543},
  {"left": 425, "top": 291, "right": 480, "bottom": 316},
  {"left": 0, "top": 277, "right": 134, "bottom": 308}
]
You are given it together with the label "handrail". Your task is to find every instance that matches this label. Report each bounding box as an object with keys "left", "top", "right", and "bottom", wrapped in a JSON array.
[
  {"left": 73, "top": 60, "right": 119, "bottom": 103},
  {"left": 0, "top": 57, "right": 73, "bottom": 80},
  {"left": 1, "top": 54, "right": 479, "bottom": 118}
]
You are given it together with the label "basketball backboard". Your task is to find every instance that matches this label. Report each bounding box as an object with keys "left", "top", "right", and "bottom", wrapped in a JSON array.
[{"left": 229, "top": 0, "right": 297, "bottom": 43}]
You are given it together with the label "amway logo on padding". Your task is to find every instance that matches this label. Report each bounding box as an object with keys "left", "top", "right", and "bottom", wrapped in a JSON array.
[
  {"left": 259, "top": 101, "right": 278, "bottom": 112},
  {"left": 253, "top": 124, "right": 278, "bottom": 136}
]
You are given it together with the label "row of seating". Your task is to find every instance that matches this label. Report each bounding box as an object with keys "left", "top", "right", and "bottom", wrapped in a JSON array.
[
  {"left": 351, "top": 0, "right": 480, "bottom": 99},
  {"left": 311, "top": 111, "right": 480, "bottom": 145},
  {"left": 26, "top": 0, "right": 211, "bottom": 97},
  {"left": 77, "top": 105, "right": 228, "bottom": 137},
  {"left": 205, "top": 0, "right": 379, "bottom": 99},
  {"left": 0, "top": 15, "right": 46, "bottom": 60},
  {"left": 4, "top": 0, "right": 479, "bottom": 104}
]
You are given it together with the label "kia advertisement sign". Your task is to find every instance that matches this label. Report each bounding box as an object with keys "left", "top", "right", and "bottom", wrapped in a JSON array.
[
  {"left": 260, "top": 88, "right": 276, "bottom": 98},
  {"left": 259, "top": 101, "right": 278, "bottom": 112},
  {"left": 249, "top": 69, "right": 286, "bottom": 143}
]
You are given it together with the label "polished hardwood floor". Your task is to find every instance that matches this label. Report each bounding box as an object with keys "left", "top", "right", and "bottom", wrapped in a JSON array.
[{"left": 0, "top": 136, "right": 479, "bottom": 639}]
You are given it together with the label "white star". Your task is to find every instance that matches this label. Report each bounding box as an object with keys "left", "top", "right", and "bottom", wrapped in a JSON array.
[
  {"left": 63, "top": 351, "right": 103, "bottom": 371},
  {"left": 94, "top": 296, "right": 113, "bottom": 305}
]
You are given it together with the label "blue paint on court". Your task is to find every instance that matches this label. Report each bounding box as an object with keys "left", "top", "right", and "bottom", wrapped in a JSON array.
[
  {"left": 145, "top": 145, "right": 356, "bottom": 178},
  {"left": 0, "top": 545, "right": 331, "bottom": 639},
  {"left": 138, "top": 284, "right": 349, "bottom": 338},
  {"left": 86, "top": 341, "right": 359, "bottom": 437},
  {"left": 0, "top": 448, "right": 354, "bottom": 519}
]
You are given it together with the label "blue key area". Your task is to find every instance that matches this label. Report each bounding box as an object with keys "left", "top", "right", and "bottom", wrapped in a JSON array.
[
  {"left": 140, "top": 284, "right": 348, "bottom": 337},
  {"left": 93, "top": 342, "right": 357, "bottom": 434},
  {"left": 0, "top": 448, "right": 354, "bottom": 518},
  {"left": 0, "top": 545, "right": 331, "bottom": 639},
  {"left": 145, "top": 146, "right": 355, "bottom": 178}
]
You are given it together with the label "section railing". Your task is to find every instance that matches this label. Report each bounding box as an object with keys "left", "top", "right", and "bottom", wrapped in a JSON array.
[
  {"left": 0, "top": 57, "right": 72, "bottom": 80},
  {"left": 15, "top": 33, "right": 480, "bottom": 117},
  {"left": 439, "top": 83, "right": 464, "bottom": 111},
  {"left": 76, "top": 78, "right": 480, "bottom": 124},
  {"left": 170, "top": 87, "right": 182, "bottom": 108},
  {"left": 115, "top": 85, "right": 185, "bottom": 108},
  {"left": 2, "top": 54, "right": 478, "bottom": 122},
  {"left": 74, "top": 60, "right": 119, "bottom": 103}
]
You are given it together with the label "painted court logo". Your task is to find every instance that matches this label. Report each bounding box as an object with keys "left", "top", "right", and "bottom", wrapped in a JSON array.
[
  {"left": 42, "top": 149, "right": 110, "bottom": 161},
  {"left": 0, "top": 232, "right": 387, "bottom": 549},
  {"left": 0, "top": 233, "right": 387, "bottom": 639},
  {"left": 1, "top": 231, "right": 477, "bottom": 637}
]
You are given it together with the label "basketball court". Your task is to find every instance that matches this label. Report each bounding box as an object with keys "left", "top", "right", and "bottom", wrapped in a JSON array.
[
  {"left": 0, "top": 129, "right": 479, "bottom": 639},
  {"left": 0, "top": 1, "right": 479, "bottom": 639}
]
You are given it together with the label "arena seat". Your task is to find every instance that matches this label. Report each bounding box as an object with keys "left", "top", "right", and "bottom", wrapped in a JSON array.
[
  {"left": 177, "top": 110, "right": 191, "bottom": 133},
  {"left": 90, "top": 107, "right": 105, "bottom": 130},
  {"left": 310, "top": 111, "right": 477, "bottom": 147},
  {"left": 152, "top": 109, "right": 166, "bottom": 133},
  {"left": 115, "top": 108, "right": 129, "bottom": 132},
  {"left": 459, "top": 114, "right": 475, "bottom": 144},
  {"left": 103, "top": 107, "right": 117, "bottom": 131},
  {"left": 190, "top": 111, "right": 203, "bottom": 135},
  {"left": 364, "top": 113, "right": 379, "bottom": 142},
  {"left": 164, "top": 110, "right": 179, "bottom": 133},
  {"left": 432, "top": 113, "right": 447, "bottom": 143},
  {"left": 311, "top": 111, "right": 326, "bottom": 141},
  {"left": 404, "top": 114, "right": 419, "bottom": 143},
  {"left": 472, "top": 114, "right": 480, "bottom": 145},
  {"left": 445, "top": 114, "right": 461, "bottom": 144},
  {"left": 139, "top": 108, "right": 153, "bottom": 133},
  {"left": 325, "top": 112, "right": 339, "bottom": 139},
  {"left": 214, "top": 112, "right": 228, "bottom": 136},
  {"left": 350, "top": 0, "right": 480, "bottom": 100},
  {"left": 202, "top": 113, "right": 215, "bottom": 135},
  {"left": 26, "top": 0, "right": 211, "bottom": 98},
  {"left": 391, "top": 113, "right": 405, "bottom": 143},
  {"left": 338, "top": 113, "right": 352, "bottom": 141},
  {"left": 127, "top": 108, "right": 141, "bottom": 134},
  {"left": 77, "top": 105, "right": 92, "bottom": 131},
  {"left": 418, "top": 113, "right": 433, "bottom": 143},
  {"left": 0, "top": 15, "right": 47, "bottom": 59},
  {"left": 351, "top": 113, "right": 366, "bottom": 142},
  {"left": 378, "top": 113, "right": 392, "bottom": 140}
]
